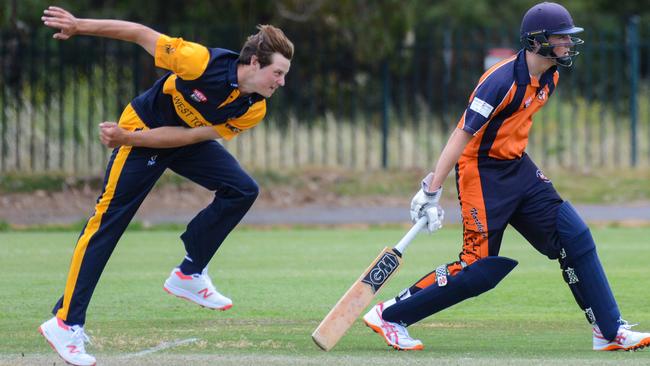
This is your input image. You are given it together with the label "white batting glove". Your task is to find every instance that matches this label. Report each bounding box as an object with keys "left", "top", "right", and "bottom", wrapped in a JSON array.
[{"left": 409, "top": 173, "right": 444, "bottom": 233}]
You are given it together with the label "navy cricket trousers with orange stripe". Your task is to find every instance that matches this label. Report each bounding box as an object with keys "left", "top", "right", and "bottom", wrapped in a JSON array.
[
  {"left": 412, "top": 153, "right": 564, "bottom": 289},
  {"left": 458, "top": 153, "right": 564, "bottom": 263},
  {"left": 385, "top": 152, "right": 621, "bottom": 335},
  {"left": 52, "top": 139, "right": 258, "bottom": 325}
]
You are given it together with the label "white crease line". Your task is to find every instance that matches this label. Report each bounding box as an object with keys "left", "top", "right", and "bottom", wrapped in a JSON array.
[{"left": 123, "top": 338, "right": 200, "bottom": 358}]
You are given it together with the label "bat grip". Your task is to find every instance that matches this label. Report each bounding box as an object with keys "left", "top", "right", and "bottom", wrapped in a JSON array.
[{"left": 393, "top": 216, "right": 427, "bottom": 255}]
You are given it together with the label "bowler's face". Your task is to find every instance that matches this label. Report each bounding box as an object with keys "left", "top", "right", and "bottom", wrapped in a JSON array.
[{"left": 254, "top": 53, "right": 291, "bottom": 98}]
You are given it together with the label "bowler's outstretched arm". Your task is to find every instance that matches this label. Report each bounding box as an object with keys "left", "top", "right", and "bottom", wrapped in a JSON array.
[{"left": 42, "top": 6, "right": 159, "bottom": 56}]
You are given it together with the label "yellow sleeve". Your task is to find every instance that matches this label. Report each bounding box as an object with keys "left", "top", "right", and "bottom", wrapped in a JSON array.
[
  {"left": 154, "top": 34, "right": 210, "bottom": 81},
  {"left": 213, "top": 100, "right": 267, "bottom": 140}
]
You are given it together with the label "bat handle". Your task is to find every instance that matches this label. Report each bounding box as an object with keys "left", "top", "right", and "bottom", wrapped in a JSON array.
[{"left": 393, "top": 216, "right": 428, "bottom": 255}]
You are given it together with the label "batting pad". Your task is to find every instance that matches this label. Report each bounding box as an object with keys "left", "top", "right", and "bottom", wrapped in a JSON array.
[{"left": 558, "top": 201, "right": 621, "bottom": 341}]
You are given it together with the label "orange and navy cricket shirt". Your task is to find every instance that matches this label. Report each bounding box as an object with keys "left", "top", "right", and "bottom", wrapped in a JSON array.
[
  {"left": 131, "top": 35, "right": 266, "bottom": 140},
  {"left": 457, "top": 49, "right": 558, "bottom": 160}
]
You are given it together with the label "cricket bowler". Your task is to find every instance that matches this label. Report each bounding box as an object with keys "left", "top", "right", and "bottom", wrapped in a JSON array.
[
  {"left": 39, "top": 6, "right": 293, "bottom": 365},
  {"left": 364, "top": 2, "right": 650, "bottom": 352}
]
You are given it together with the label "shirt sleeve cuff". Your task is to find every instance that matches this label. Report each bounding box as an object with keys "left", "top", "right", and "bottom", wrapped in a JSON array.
[{"left": 461, "top": 125, "right": 479, "bottom": 136}]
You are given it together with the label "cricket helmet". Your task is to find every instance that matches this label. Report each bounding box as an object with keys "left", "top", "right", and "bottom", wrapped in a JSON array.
[{"left": 520, "top": 2, "right": 584, "bottom": 67}]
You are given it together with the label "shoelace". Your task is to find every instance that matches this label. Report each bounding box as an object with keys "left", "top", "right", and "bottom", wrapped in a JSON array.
[
  {"left": 594, "top": 319, "right": 639, "bottom": 334},
  {"left": 195, "top": 273, "right": 218, "bottom": 293},
  {"left": 377, "top": 306, "right": 414, "bottom": 343},
  {"left": 384, "top": 324, "right": 398, "bottom": 341},
  {"left": 382, "top": 319, "right": 413, "bottom": 341},
  {"left": 392, "top": 323, "right": 415, "bottom": 340},
  {"left": 618, "top": 319, "right": 639, "bottom": 330},
  {"left": 71, "top": 326, "right": 91, "bottom": 351}
]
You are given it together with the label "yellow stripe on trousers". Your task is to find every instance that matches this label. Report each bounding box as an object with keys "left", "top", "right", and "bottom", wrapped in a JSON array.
[{"left": 57, "top": 144, "right": 133, "bottom": 321}]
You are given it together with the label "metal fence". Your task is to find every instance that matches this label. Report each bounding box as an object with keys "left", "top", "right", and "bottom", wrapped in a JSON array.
[{"left": 1, "top": 19, "right": 649, "bottom": 174}]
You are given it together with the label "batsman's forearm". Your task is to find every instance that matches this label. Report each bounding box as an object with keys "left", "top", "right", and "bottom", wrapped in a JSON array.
[
  {"left": 430, "top": 128, "right": 473, "bottom": 190},
  {"left": 75, "top": 19, "right": 159, "bottom": 55}
]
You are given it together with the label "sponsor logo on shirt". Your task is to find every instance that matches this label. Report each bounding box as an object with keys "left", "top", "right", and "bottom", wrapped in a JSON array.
[
  {"left": 469, "top": 97, "right": 494, "bottom": 118},
  {"left": 173, "top": 95, "right": 209, "bottom": 128},
  {"left": 165, "top": 44, "right": 175, "bottom": 54},
  {"left": 537, "top": 89, "right": 547, "bottom": 101},
  {"left": 190, "top": 89, "right": 207, "bottom": 103}
]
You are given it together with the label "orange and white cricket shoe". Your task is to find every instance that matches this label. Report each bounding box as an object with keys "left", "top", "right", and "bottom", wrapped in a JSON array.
[
  {"left": 593, "top": 322, "right": 650, "bottom": 351},
  {"left": 363, "top": 302, "right": 424, "bottom": 351},
  {"left": 38, "top": 316, "right": 96, "bottom": 366},
  {"left": 163, "top": 267, "right": 232, "bottom": 310}
]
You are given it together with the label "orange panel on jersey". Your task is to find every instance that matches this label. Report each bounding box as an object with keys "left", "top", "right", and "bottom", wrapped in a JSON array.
[{"left": 488, "top": 83, "right": 551, "bottom": 159}]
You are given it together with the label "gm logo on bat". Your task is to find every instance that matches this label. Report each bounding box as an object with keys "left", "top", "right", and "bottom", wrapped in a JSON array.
[{"left": 361, "top": 252, "right": 399, "bottom": 293}]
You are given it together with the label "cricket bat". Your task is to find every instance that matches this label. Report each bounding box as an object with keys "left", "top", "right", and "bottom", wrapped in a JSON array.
[{"left": 311, "top": 217, "right": 427, "bottom": 351}]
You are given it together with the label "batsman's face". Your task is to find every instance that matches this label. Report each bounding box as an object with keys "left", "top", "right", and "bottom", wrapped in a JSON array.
[
  {"left": 549, "top": 34, "right": 572, "bottom": 57},
  {"left": 252, "top": 53, "right": 291, "bottom": 98}
]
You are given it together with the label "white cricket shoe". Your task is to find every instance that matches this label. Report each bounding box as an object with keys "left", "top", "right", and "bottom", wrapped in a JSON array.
[
  {"left": 363, "top": 302, "right": 424, "bottom": 351},
  {"left": 38, "top": 316, "right": 96, "bottom": 366},
  {"left": 163, "top": 267, "right": 232, "bottom": 310},
  {"left": 593, "top": 322, "right": 650, "bottom": 351}
]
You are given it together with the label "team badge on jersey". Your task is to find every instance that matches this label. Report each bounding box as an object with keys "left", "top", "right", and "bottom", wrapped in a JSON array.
[
  {"left": 190, "top": 89, "right": 207, "bottom": 103},
  {"left": 524, "top": 96, "right": 533, "bottom": 109},
  {"left": 536, "top": 169, "right": 551, "bottom": 183},
  {"left": 164, "top": 44, "right": 175, "bottom": 54}
]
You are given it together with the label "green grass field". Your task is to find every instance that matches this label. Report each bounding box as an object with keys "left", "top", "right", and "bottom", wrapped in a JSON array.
[{"left": 2, "top": 227, "right": 650, "bottom": 365}]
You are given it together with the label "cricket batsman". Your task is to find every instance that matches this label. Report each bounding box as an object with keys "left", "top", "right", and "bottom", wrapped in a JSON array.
[
  {"left": 363, "top": 2, "right": 650, "bottom": 352},
  {"left": 38, "top": 6, "right": 293, "bottom": 365}
]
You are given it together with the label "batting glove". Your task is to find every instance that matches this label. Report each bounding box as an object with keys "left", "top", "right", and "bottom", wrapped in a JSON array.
[{"left": 410, "top": 173, "right": 444, "bottom": 233}]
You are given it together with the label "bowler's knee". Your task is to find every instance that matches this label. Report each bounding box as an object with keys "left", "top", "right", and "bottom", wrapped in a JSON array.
[
  {"left": 237, "top": 175, "right": 259, "bottom": 205},
  {"left": 244, "top": 177, "right": 259, "bottom": 200},
  {"left": 214, "top": 172, "right": 259, "bottom": 208}
]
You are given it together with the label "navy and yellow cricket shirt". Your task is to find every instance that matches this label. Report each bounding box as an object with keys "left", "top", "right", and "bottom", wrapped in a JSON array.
[
  {"left": 457, "top": 49, "right": 558, "bottom": 160},
  {"left": 131, "top": 35, "right": 266, "bottom": 140}
]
